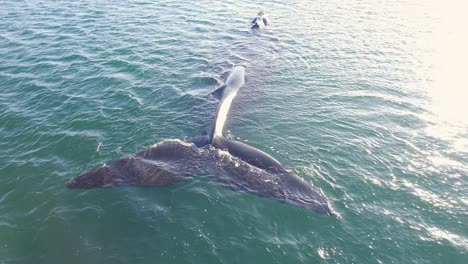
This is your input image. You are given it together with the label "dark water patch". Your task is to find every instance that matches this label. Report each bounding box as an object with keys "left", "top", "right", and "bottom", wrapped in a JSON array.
[{"left": 61, "top": 54, "right": 90, "bottom": 63}]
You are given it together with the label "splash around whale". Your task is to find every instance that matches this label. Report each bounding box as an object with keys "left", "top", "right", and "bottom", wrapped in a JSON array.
[{"left": 67, "top": 67, "right": 334, "bottom": 216}]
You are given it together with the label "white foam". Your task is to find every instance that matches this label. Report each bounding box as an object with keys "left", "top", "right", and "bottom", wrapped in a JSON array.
[{"left": 151, "top": 139, "right": 193, "bottom": 148}]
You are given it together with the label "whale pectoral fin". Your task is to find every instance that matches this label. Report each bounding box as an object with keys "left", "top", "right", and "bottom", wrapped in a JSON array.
[{"left": 208, "top": 85, "right": 226, "bottom": 100}]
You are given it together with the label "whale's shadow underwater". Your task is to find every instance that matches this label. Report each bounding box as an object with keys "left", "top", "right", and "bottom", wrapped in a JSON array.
[{"left": 68, "top": 65, "right": 334, "bottom": 215}]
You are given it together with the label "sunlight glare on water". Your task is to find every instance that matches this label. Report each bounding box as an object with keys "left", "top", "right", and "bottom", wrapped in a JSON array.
[{"left": 424, "top": 0, "right": 468, "bottom": 156}]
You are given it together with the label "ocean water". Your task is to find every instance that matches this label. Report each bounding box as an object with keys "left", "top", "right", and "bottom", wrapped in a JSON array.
[{"left": 1, "top": 0, "right": 467, "bottom": 263}]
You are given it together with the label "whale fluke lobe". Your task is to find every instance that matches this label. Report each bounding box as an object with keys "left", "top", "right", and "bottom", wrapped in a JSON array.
[
  {"left": 211, "top": 136, "right": 284, "bottom": 172},
  {"left": 67, "top": 157, "right": 186, "bottom": 189},
  {"left": 203, "top": 149, "right": 333, "bottom": 215},
  {"left": 67, "top": 141, "right": 203, "bottom": 189}
]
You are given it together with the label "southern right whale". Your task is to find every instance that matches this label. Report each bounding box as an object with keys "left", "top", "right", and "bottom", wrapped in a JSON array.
[
  {"left": 67, "top": 66, "right": 333, "bottom": 215},
  {"left": 251, "top": 10, "right": 269, "bottom": 30}
]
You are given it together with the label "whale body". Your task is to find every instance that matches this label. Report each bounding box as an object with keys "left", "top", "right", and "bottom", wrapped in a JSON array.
[
  {"left": 209, "top": 66, "right": 245, "bottom": 140},
  {"left": 251, "top": 11, "right": 269, "bottom": 30}
]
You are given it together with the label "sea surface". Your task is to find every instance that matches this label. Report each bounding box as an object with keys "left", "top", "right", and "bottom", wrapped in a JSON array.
[{"left": 1, "top": 0, "right": 467, "bottom": 263}]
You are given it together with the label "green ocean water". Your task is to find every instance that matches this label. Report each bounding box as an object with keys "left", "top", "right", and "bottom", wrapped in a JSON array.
[{"left": 1, "top": 0, "right": 467, "bottom": 263}]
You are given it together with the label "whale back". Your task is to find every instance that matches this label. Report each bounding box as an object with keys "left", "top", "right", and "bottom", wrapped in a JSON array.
[{"left": 209, "top": 66, "right": 245, "bottom": 143}]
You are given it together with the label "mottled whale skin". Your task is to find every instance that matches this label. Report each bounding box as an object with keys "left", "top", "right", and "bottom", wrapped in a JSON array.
[{"left": 67, "top": 67, "right": 333, "bottom": 215}]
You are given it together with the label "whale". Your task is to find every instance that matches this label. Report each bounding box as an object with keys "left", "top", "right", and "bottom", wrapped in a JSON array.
[
  {"left": 67, "top": 67, "right": 333, "bottom": 215},
  {"left": 251, "top": 10, "right": 269, "bottom": 30},
  {"left": 208, "top": 66, "right": 287, "bottom": 172}
]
